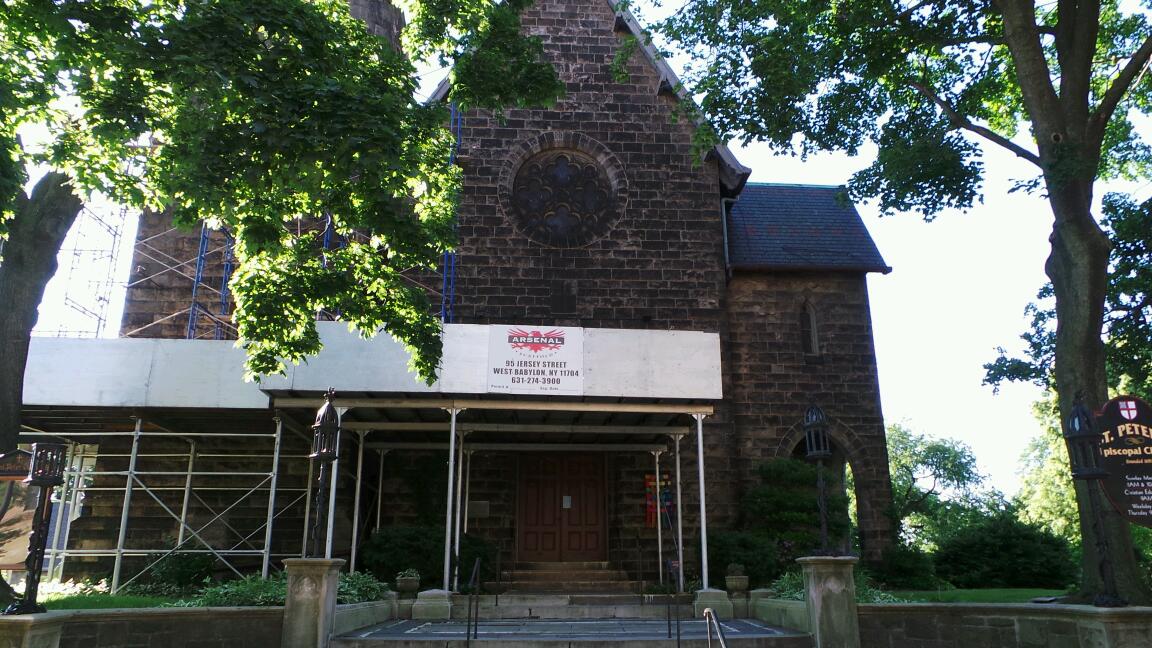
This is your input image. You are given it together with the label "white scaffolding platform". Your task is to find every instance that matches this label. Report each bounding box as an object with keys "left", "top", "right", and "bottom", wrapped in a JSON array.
[{"left": 22, "top": 416, "right": 312, "bottom": 592}]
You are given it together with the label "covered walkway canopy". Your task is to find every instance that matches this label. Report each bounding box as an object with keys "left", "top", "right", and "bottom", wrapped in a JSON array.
[{"left": 22, "top": 322, "right": 724, "bottom": 591}]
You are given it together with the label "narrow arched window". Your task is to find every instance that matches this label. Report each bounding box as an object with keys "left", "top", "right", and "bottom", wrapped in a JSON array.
[{"left": 800, "top": 300, "right": 819, "bottom": 355}]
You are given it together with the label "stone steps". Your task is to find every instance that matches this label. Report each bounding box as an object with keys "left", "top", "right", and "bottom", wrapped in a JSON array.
[
  {"left": 333, "top": 618, "right": 813, "bottom": 647},
  {"left": 447, "top": 593, "right": 693, "bottom": 620},
  {"left": 498, "top": 561, "right": 637, "bottom": 593}
]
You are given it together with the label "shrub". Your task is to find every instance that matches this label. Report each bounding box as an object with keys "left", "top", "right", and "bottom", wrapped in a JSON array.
[
  {"left": 337, "top": 571, "right": 390, "bottom": 603},
  {"left": 741, "top": 459, "right": 850, "bottom": 561},
  {"left": 361, "top": 527, "right": 443, "bottom": 589},
  {"left": 933, "top": 512, "right": 1076, "bottom": 589},
  {"left": 178, "top": 571, "right": 389, "bottom": 607},
  {"left": 360, "top": 527, "right": 495, "bottom": 589},
  {"left": 869, "top": 543, "right": 946, "bottom": 590},
  {"left": 767, "top": 569, "right": 907, "bottom": 603},
  {"left": 707, "top": 531, "right": 781, "bottom": 588},
  {"left": 182, "top": 574, "right": 287, "bottom": 607},
  {"left": 149, "top": 551, "right": 216, "bottom": 589}
]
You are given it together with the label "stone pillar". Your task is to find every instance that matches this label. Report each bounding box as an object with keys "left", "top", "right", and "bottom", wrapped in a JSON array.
[
  {"left": 410, "top": 589, "right": 453, "bottom": 620},
  {"left": 797, "top": 556, "right": 860, "bottom": 648},
  {"left": 693, "top": 589, "right": 734, "bottom": 619},
  {"left": 282, "top": 558, "right": 345, "bottom": 648}
]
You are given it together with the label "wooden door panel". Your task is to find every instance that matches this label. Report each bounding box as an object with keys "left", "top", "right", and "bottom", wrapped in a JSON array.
[{"left": 518, "top": 453, "right": 605, "bottom": 562}]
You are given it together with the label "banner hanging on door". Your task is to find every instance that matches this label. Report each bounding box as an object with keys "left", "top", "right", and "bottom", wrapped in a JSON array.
[{"left": 488, "top": 325, "right": 584, "bottom": 395}]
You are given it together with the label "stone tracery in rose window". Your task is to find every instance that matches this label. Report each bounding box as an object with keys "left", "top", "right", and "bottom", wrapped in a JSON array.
[{"left": 510, "top": 149, "right": 618, "bottom": 247}]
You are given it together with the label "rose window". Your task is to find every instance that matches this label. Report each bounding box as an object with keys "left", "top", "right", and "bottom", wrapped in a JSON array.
[{"left": 510, "top": 150, "right": 618, "bottom": 247}]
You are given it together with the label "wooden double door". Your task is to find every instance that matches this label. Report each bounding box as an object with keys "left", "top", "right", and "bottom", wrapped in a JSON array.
[{"left": 516, "top": 454, "right": 606, "bottom": 562}]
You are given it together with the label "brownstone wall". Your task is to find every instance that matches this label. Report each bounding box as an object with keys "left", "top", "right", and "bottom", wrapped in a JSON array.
[
  {"left": 448, "top": 0, "right": 727, "bottom": 331},
  {"left": 119, "top": 211, "right": 234, "bottom": 340},
  {"left": 723, "top": 271, "right": 893, "bottom": 560}
]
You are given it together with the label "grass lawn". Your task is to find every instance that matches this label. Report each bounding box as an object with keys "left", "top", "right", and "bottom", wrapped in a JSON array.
[
  {"left": 890, "top": 588, "right": 1069, "bottom": 603},
  {"left": 44, "top": 593, "right": 177, "bottom": 610}
]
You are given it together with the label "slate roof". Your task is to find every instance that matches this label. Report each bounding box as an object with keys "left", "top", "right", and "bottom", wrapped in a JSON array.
[{"left": 726, "top": 183, "right": 891, "bottom": 274}]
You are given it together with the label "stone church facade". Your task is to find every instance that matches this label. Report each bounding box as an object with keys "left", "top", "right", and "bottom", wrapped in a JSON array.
[{"left": 62, "top": 0, "right": 894, "bottom": 585}]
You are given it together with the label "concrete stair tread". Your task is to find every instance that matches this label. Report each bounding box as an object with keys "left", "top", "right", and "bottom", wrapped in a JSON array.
[{"left": 335, "top": 618, "right": 812, "bottom": 647}]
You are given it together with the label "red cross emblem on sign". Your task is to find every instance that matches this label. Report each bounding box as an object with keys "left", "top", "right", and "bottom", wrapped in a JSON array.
[{"left": 1120, "top": 400, "right": 1139, "bottom": 421}]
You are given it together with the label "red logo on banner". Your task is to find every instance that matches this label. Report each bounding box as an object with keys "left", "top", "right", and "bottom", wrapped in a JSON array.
[{"left": 507, "top": 329, "right": 565, "bottom": 353}]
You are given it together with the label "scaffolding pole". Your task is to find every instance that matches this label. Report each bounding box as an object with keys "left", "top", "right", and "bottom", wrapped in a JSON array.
[
  {"left": 177, "top": 440, "right": 196, "bottom": 545},
  {"left": 350, "top": 430, "right": 366, "bottom": 572},
  {"left": 262, "top": 418, "right": 283, "bottom": 578},
  {"left": 45, "top": 443, "right": 76, "bottom": 579},
  {"left": 653, "top": 450, "right": 663, "bottom": 585},
  {"left": 112, "top": 418, "right": 143, "bottom": 593},
  {"left": 452, "top": 431, "right": 466, "bottom": 590}
]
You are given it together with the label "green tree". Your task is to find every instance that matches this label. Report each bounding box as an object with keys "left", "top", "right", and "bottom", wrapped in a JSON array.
[
  {"left": 886, "top": 424, "right": 985, "bottom": 545},
  {"left": 985, "top": 193, "right": 1152, "bottom": 399},
  {"left": 0, "top": 1, "right": 564, "bottom": 454},
  {"left": 1016, "top": 398, "right": 1080, "bottom": 542},
  {"left": 655, "top": 0, "right": 1152, "bottom": 603}
]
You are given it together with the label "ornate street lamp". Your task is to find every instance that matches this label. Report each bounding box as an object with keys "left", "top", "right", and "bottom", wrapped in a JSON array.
[
  {"left": 1064, "top": 397, "right": 1126, "bottom": 607},
  {"left": 5, "top": 443, "right": 68, "bottom": 614},
  {"left": 308, "top": 388, "right": 341, "bottom": 558},
  {"left": 803, "top": 405, "right": 833, "bottom": 555}
]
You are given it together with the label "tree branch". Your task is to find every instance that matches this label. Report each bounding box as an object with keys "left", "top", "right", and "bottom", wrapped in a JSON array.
[
  {"left": 909, "top": 80, "right": 1042, "bottom": 166},
  {"left": 1088, "top": 34, "right": 1152, "bottom": 147},
  {"left": 993, "top": 0, "right": 1066, "bottom": 137}
]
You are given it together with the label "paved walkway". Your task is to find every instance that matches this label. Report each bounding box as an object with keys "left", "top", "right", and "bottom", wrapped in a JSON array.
[{"left": 343, "top": 617, "right": 806, "bottom": 642}]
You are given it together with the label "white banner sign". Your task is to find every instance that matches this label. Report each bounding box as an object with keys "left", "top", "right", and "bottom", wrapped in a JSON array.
[{"left": 488, "top": 325, "right": 584, "bottom": 395}]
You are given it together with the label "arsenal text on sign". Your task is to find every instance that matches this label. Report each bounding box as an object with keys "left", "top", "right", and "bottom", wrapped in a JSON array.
[{"left": 488, "top": 326, "right": 584, "bottom": 395}]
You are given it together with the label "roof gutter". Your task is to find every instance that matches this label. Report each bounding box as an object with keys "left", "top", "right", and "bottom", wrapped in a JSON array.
[{"left": 730, "top": 263, "right": 893, "bottom": 275}]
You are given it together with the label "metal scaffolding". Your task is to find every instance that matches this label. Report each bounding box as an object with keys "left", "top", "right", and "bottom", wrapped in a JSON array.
[
  {"left": 22, "top": 417, "right": 312, "bottom": 592},
  {"left": 34, "top": 202, "right": 131, "bottom": 338}
]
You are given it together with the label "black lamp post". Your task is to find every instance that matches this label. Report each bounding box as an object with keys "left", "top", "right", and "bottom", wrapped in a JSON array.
[
  {"left": 1064, "top": 397, "right": 1126, "bottom": 607},
  {"left": 803, "top": 405, "right": 833, "bottom": 555},
  {"left": 5, "top": 443, "right": 67, "bottom": 614},
  {"left": 308, "top": 388, "right": 341, "bottom": 558}
]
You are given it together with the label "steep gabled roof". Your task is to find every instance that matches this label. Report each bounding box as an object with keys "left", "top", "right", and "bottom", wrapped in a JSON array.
[
  {"left": 427, "top": 0, "right": 751, "bottom": 197},
  {"left": 726, "top": 183, "right": 891, "bottom": 274}
]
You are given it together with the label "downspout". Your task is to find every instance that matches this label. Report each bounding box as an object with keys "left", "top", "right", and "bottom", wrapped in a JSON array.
[{"left": 720, "top": 197, "right": 736, "bottom": 281}]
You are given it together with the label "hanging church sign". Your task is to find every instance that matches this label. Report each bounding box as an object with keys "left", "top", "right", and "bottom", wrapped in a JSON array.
[
  {"left": 488, "top": 325, "right": 584, "bottom": 395},
  {"left": 1098, "top": 395, "right": 1152, "bottom": 528}
]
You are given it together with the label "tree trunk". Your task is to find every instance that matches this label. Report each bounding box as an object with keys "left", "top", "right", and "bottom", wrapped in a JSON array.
[
  {"left": 1045, "top": 180, "right": 1152, "bottom": 604},
  {"left": 0, "top": 172, "right": 83, "bottom": 453}
]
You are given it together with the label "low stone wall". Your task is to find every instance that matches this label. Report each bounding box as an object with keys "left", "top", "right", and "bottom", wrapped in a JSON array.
[
  {"left": 59, "top": 606, "right": 284, "bottom": 648},
  {"left": 749, "top": 595, "right": 1152, "bottom": 648},
  {"left": 858, "top": 603, "right": 1152, "bottom": 648},
  {"left": 332, "top": 599, "right": 397, "bottom": 636},
  {"left": 752, "top": 598, "right": 809, "bottom": 632},
  {"left": 0, "top": 598, "right": 396, "bottom": 648}
]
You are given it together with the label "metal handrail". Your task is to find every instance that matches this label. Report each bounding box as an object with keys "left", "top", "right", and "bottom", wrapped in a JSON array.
[
  {"left": 703, "top": 608, "right": 728, "bottom": 648},
  {"left": 665, "top": 559, "right": 682, "bottom": 647},
  {"left": 465, "top": 557, "right": 482, "bottom": 647}
]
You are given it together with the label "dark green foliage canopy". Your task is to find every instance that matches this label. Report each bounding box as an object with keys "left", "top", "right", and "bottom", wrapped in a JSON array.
[
  {"left": 715, "top": 458, "right": 849, "bottom": 586},
  {"left": 655, "top": 0, "right": 1152, "bottom": 216},
  {"left": 934, "top": 510, "right": 1078, "bottom": 589},
  {"left": 985, "top": 194, "right": 1152, "bottom": 398},
  {"left": 0, "top": 0, "right": 563, "bottom": 383}
]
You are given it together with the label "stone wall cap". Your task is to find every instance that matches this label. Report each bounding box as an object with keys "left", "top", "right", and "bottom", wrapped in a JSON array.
[
  {"left": 0, "top": 610, "right": 74, "bottom": 626},
  {"left": 283, "top": 558, "right": 346, "bottom": 568},
  {"left": 796, "top": 556, "right": 860, "bottom": 565},
  {"left": 858, "top": 602, "right": 1152, "bottom": 619}
]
